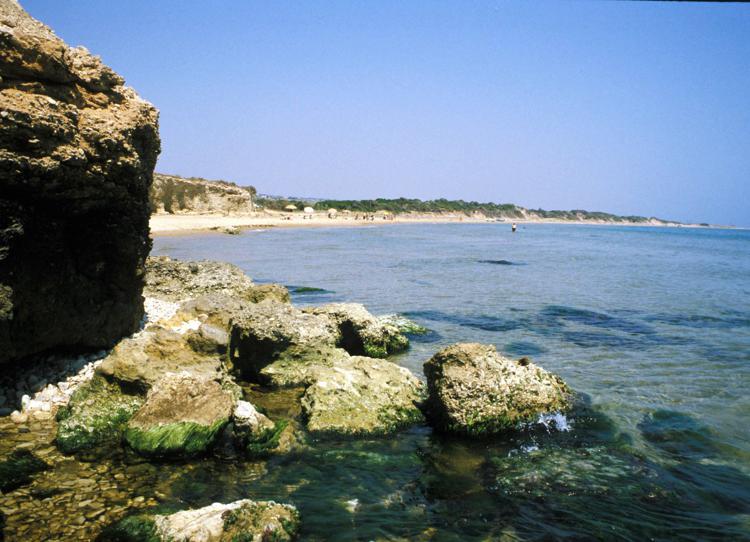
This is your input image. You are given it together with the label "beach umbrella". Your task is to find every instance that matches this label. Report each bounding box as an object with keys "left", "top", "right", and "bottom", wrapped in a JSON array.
[
  {"left": 284, "top": 204, "right": 297, "bottom": 211},
  {"left": 304, "top": 206, "right": 315, "bottom": 214},
  {"left": 327, "top": 208, "right": 338, "bottom": 215}
]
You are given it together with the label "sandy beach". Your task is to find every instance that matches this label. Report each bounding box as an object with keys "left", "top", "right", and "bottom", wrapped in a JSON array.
[{"left": 149, "top": 211, "right": 703, "bottom": 236}]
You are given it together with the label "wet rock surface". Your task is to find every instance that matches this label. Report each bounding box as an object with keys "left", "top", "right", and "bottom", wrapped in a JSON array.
[
  {"left": 301, "top": 355, "right": 426, "bottom": 436},
  {"left": 423, "top": 343, "right": 571, "bottom": 435},
  {"left": 124, "top": 372, "right": 236, "bottom": 458},
  {"left": 101, "top": 499, "right": 300, "bottom": 542},
  {"left": 0, "top": 0, "right": 160, "bottom": 365}
]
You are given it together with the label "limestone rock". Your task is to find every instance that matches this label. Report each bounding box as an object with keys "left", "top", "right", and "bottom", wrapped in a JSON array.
[
  {"left": 144, "top": 256, "right": 256, "bottom": 302},
  {"left": 56, "top": 375, "right": 143, "bottom": 454},
  {"left": 259, "top": 345, "right": 351, "bottom": 387},
  {"left": 177, "top": 293, "right": 249, "bottom": 328},
  {"left": 245, "top": 283, "right": 291, "bottom": 304},
  {"left": 228, "top": 301, "right": 340, "bottom": 379},
  {"left": 304, "top": 303, "right": 409, "bottom": 358},
  {"left": 124, "top": 372, "right": 235, "bottom": 457},
  {"left": 423, "top": 343, "right": 571, "bottom": 436},
  {"left": 0, "top": 0, "right": 160, "bottom": 364},
  {"left": 96, "top": 327, "right": 222, "bottom": 391},
  {"left": 301, "top": 356, "right": 425, "bottom": 436},
  {"left": 99, "top": 500, "right": 299, "bottom": 542}
]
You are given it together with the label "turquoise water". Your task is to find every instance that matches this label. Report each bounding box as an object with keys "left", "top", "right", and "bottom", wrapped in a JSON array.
[{"left": 153, "top": 224, "right": 750, "bottom": 541}]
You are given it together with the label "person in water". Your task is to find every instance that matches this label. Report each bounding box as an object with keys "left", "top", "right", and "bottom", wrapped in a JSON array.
[{"left": 512, "top": 223, "right": 517, "bottom": 232}]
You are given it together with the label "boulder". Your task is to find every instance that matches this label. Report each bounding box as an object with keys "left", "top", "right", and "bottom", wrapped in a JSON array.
[
  {"left": 422, "top": 343, "right": 571, "bottom": 436},
  {"left": 0, "top": 0, "right": 160, "bottom": 365},
  {"left": 124, "top": 372, "right": 235, "bottom": 457},
  {"left": 144, "top": 256, "right": 288, "bottom": 305},
  {"left": 96, "top": 327, "right": 222, "bottom": 391},
  {"left": 301, "top": 356, "right": 425, "bottom": 436},
  {"left": 100, "top": 499, "right": 300, "bottom": 542},
  {"left": 304, "top": 303, "right": 409, "bottom": 358},
  {"left": 56, "top": 375, "right": 143, "bottom": 454},
  {"left": 144, "top": 256, "right": 256, "bottom": 302},
  {"left": 228, "top": 301, "right": 340, "bottom": 379},
  {"left": 259, "top": 344, "right": 351, "bottom": 387},
  {"left": 232, "top": 400, "right": 296, "bottom": 458}
]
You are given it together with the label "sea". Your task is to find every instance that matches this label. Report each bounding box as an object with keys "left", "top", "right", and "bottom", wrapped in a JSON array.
[{"left": 153, "top": 223, "right": 750, "bottom": 541}]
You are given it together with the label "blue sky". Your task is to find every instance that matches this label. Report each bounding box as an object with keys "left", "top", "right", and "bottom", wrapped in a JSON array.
[{"left": 24, "top": 1, "right": 750, "bottom": 225}]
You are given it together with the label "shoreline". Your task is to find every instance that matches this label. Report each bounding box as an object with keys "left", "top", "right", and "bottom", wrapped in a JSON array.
[{"left": 149, "top": 212, "right": 721, "bottom": 237}]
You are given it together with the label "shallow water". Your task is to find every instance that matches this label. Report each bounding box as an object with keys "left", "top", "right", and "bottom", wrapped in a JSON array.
[{"left": 151, "top": 224, "right": 750, "bottom": 540}]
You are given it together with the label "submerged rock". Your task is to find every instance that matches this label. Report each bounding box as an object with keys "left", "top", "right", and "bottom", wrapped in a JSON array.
[
  {"left": 56, "top": 375, "right": 143, "bottom": 454},
  {"left": 301, "top": 356, "right": 425, "bottom": 436},
  {"left": 100, "top": 499, "right": 300, "bottom": 542},
  {"left": 423, "top": 343, "right": 571, "bottom": 436},
  {"left": 0, "top": 0, "right": 160, "bottom": 365},
  {"left": 0, "top": 450, "right": 48, "bottom": 492},
  {"left": 228, "top": 301, "right": 340, "bottom": 378},
  {"left": 304, "top": 303, "right": 410, "bottom": 358},
  {"left": 124, "top": 372, "right": 235, "bottom": 458},
  {"left": 96, "top": 327, "right": 222, "bottom": 391}
]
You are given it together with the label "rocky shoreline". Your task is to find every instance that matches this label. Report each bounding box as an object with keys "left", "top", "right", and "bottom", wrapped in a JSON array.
[{"left": 0, "top": 256, "right": 573, "bottom": 540}]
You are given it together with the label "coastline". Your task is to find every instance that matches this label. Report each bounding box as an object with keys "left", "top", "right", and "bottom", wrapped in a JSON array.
[{"left": 149, "top": 211, "right": 715, "bottom": 237}]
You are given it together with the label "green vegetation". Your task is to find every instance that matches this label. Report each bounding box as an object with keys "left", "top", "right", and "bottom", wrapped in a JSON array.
[
  {"left": 256, "top": 195, "right": 669, "bottom": 223},
  {"left": 96, "top": 514, "right": 160, "bottom": 542},
  {"left": 55, "top": 375, "right": 143, "bottom": 454},
  {"left": 124, "top": 418, "right": 229, "bottom": 458},
  {"left": 244, "top": 420, "right": 289, "bottom": 458},
  {"left": 0, "top": 450, "right": 48, "bottom": 492}
]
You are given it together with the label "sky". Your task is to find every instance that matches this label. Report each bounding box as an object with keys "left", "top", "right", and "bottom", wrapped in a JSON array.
[{"left": 24, "top": 1, "right": 750, "bottom": 226}]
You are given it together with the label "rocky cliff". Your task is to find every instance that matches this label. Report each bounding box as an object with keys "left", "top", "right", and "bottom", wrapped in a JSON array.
[
  {"left": 0, "top": 0, "right": 160, "bottom": 364},
  {"left": 151, "top": 173, "right": 255, "bottom": 215}
]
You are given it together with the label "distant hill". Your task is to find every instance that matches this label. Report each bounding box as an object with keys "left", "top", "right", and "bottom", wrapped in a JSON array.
[
  {"left": 257, "top": 195, "right": 677, "bottom": 225},
  {"left": 151, "top": 173, "right": 256, "bottom": 214},
  {"left": 151, "top": 173, "right": 679, "bottom": 225}
]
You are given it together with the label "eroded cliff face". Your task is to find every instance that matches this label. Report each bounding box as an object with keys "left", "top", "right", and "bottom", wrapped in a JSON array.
[{"left": 0, "top": 0, "right": 160, "bottom": 364}]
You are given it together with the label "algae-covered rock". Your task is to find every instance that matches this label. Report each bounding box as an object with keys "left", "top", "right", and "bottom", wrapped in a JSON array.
[
  {"left": 96, "top": 327, "right": 222, "bottom": 391},
  {"left": 96, "top": 513, "right": 160, "bottom": 542},
  {"left": 124, "top": 372, "right": 235, "bottom": 458},
  {"left": 423, "top": 343, "right": 571, "bottom": 436},
  {"left": 0, "top": 450, "right": 48, "bottom": 492},
  {"left": 101, "top": 499, "right": 300, "bottom": 542},
  {"left": 56, "top": 375, "right": 143, "bottom": 454},
  {"left": 259, "top": 345, "right": 351, "bottom": 387},
  {"left": 228, "top": 301, "right": 340, "bottom": 378},
  {"left": 233, "top": 400, "right": 299, "bottom": 458},
  {"left": 304, "top": 303, "right": 410, "bottom": 358},
  {"left": 378, "top": 314, "right": 429, "bottom": 335},
  {"left": 301, "top": 356, "right": 425, "bottom": 436}
]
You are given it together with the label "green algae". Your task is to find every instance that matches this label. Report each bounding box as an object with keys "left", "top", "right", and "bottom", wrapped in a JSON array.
[
  {"left": 244, "top": 420, "right": 289, "bottom": 458},
  {"left": 95, "top": 514, "right": 159, "bottom": 542},
  {"left": 0, "top": 450, "right": 48, "bottom": 492},
  {"left": 124, "top": 418, "right": 229, "bottom": 458},
  {"left": 55, "top": 375, "right": 143, "bottom": 454},
  {"left": 361, "top": 333, "right": 408, "bottom": 359},
  {"left": 222, "top": 501, "right": 300, "bottom": 542}
]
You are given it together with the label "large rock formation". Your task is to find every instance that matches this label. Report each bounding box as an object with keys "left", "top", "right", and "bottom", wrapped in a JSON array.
[
  {"left": 0, "top": 0, "right": 160, "bottom": 364},
  {"left": 423, "top": 343, "right": 572, "bottom": 436}
]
